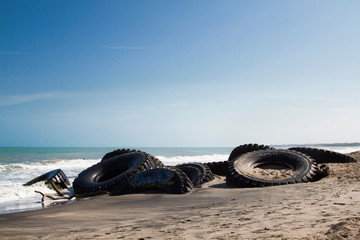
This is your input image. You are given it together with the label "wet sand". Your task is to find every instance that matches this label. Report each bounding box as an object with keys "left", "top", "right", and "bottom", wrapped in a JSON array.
[{"left": 1, "top": 152, "right": 359, "bottom": 239}]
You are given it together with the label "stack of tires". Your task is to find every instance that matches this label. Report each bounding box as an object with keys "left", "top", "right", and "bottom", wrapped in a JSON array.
[
  {"left": 72, "top": 149, "right": 213, "bottom": 196},
  {"left": 72, "top": 144, "right": 357, "bottom": 196},
  {"left": 73, "top": 150, "right": 165, "bottom": 196}
]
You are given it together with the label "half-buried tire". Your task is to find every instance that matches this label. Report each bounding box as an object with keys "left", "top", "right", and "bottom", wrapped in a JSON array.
[
  {"left": 206, "top": 161, "right": 228, "bottom": 176},
  {"left": 206, "top": 143, "right": 272, "bottom": 176},
  {"left": 289, "top": 147, "right": 357, "bottom": 163},
  {"left": 176, "top": 163, "right": 214, "bottom": 185},
  {"left": 175, "top": 165, "right": 201, "bottom": 186},
  {"left": 73, "top": 152, "right": 163, "bottom": 196},
  {"left": 226, "top": 149, "right": 320, "bottom": 188},
  {"left": 111, "top": 167, "right": 194, "bottom": 195},
  {"left": 23, "top": 169, "right": 70, "bottom": 190}
]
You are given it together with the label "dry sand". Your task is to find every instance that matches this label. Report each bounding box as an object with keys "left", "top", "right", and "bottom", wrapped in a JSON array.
[{"left": 1, "top": 152, "right": 360, "bottom": 240}]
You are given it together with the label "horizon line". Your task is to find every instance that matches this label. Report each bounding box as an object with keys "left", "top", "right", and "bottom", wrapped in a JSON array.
[{"left": 1, "top": 142, "right": 360, "bottom": 148}]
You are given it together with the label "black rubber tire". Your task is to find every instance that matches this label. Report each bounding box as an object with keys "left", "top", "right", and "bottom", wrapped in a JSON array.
[
  {"left": 101, "top": 148, "right": 164, "bottom": 167},
  {"left": 206, "top": 144, "right": 272, "bottom": 176},
  {"left": 176, "top": 163, "right": 214, "bottom": 185},
  {"left": 23, "top": 169, "right": 70, "bottom": 189},
  {"left": 102, "top": 149, "right": 141, "bottom": 161},
  {"left": 226, "top": 149, "right": 320, "bottom": 188},
  {"left": 289, "top": 147, "right": 357, "bottom": 163},
  {"left": 206, "top": 161, "right": 228, "bottom": 176},
  {"left": 111, "top": 167, "right": 194, "bottom": 195},
  {"left": 73, "top": 152, "right": 163, "bottom": 196},
  {"left": 175, "top": 165, "right": 201, "bottom": 185},
  {"left": 228, "top": 143, "right": 273, "bottom": 162}
]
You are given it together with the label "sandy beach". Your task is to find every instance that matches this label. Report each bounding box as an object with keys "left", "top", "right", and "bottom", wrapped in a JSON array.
[{"left": 1, "top": 151, "right": 359, "bottom": 240}]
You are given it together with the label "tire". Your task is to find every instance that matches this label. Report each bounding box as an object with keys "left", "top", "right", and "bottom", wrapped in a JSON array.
[
  {"left": 207, "top": 144, "right": 272, "bottom": 176},
  {"left": 111, "top": 167, "right": 194, "bottom": 195},
  {"left": 175, "top": 165, "right": 201, "bottom": 185},
  {"left": 101, "top": 148, "right": 164, "bottom": 168},
  {"left": 73, "top": 152, "right": 163, "bottom": 196},
  {"left": 205, "top": 161, "right": 228, "bottom": 176},
  {"left": 228, "top": 143, "right": 273, "bottom": 162},
  {"left": 176, "top": 163, "right": 214, "bottom": 185},
  {"left": 289, "top": 147, "right": 357, "bottom": 163},
  {"left": 23, "top": 169, "right": 70, "bottom": 190},
  {"left": 226, "top": 149, "right": 320, "bottom": 188},
  {"left": 101, "top": 149, "right": 142, "bottom": 161}
]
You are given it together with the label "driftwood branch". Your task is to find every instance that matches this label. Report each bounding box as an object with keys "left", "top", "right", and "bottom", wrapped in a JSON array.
[
  {"left": 35, "top": 190, "right": 74, "bottom": 202},
  {"left": 35, "top": 190, "right": 58, "bottom": 202},
  {"left": 48, "top": 180, "right": 66, "bottom": 196},
  {"left": 35, "top": 184, "right": 75, "bottom": 203}
]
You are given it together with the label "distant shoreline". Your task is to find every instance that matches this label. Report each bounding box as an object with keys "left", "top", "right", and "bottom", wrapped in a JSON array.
[
  {"left": 1, "top": 142, "right": 360, "bottom": 148},
  {"left": 275, "top": 142, "right": 360, "bottom": 147}
]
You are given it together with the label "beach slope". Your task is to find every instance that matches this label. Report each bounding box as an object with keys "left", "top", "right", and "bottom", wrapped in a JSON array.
[{"left": 1, "top": 152, "right": 359, "bottom": 239}]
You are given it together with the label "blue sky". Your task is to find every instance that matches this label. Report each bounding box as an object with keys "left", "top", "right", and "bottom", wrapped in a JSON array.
[{"left": 1, "top": 0, "right": 359, "bottom": 147}]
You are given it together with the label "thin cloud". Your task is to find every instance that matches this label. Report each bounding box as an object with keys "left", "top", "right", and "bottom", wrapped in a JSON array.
[
  {"left": 255, "top": 94, "right": 357, "bottom": 103},
  {"left": 286, "top": 106, "right": 359, "bottom": 113},
  {"left": 145, "top": 101, "right": 192, "bottom": 111},
  {"left": 0, "top": 92, "right": 77, "bottom": 106},
  {"left": 101, "top": 45, "right": 149, "bottom": 50},
  {"left": 0, "top": 51, "right": 25, "bottom": 55}
]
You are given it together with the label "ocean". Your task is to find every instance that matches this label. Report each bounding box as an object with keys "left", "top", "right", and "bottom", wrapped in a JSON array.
[{"left": 1, "top": 144, "right": 359, "bottom": 215}]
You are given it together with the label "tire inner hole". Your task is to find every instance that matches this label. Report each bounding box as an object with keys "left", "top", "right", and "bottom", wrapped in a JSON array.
[
  {"left": 96, "top": 166, "right": 129, "bottom": 182},
  {"left": 253, "top": 162, "right": 294, "bottom": 171}
]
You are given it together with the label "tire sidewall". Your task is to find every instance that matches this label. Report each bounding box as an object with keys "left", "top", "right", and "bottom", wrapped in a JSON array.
[{"left": 74, "top": 153, "right": 145, "bottom": 192}]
